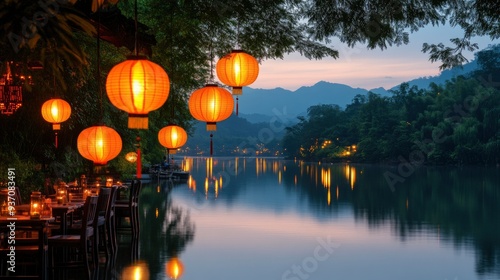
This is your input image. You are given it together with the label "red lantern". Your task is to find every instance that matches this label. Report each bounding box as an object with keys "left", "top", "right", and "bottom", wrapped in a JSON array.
[
  {"left": 216, "top": 50, "right": 259, "bottom": 95},
  {"left": 188, "top": 84, "right": 234, "bottom": 131},
  {"left": 158, "top": 125, "right": 188, "bottom": 154},
  {"left": 77, "top": 125, "right": 122, "bottom": 165},
  {"left": 106, "top": 56, "right": 170, "bottom": 129}
]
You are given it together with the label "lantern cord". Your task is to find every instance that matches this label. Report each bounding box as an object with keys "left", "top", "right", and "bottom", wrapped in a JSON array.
[
  {"left": 210, "top": 134, "right": 213, "bottom": 156},
  {"left": 96, "top": 9, "right": 104, "bottom": 121},
  {"left": 134, "top": 0, "right": 138, "bottom": 56},
  {"left": 236, "top": 97, "right": 239, "bottom": 116}
]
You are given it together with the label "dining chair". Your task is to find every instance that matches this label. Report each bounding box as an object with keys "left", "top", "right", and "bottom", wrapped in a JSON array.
[
  {"left": 94, "top": 187, "right": 112, "bottom": 265},
  {"left": 48, "top": 195, "right": 98, "bottom": 280},
  {"left": 115, "top": 180, "right": 142, "bottom": 239},
  {"left": 105, "top": 186, "right": 118, "bottom": 265}
]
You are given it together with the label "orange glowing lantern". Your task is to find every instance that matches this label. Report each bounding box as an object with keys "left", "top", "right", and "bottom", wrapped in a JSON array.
[
  {"left": 41, "top": 98, "right": 71, "bottom": 130},
  {"left": 77, "top": 125, "right": 122, "bottom": 165},
  {"left": 158, "top": 125, "right": 188, "bottom": 154},
  {"left": 165, "top": 258, "right": 184, "bottom": 279},
  {"left": 125, "top": 151, "right": 138, "bottom": 163},
  {"left": 41, "top": 98, "right": 71, "bottom": 148},
  {"left": 216, "top": 50, "right": 259, "bottom": 95},
  {"left": 106, "top": 56, "right": 170, "bottom": 129},
  {"left": 188, "top": 84, "right": 234, "bottom": 131}
]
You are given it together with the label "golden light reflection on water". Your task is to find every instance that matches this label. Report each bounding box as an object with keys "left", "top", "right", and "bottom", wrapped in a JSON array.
[
  {"left": 321, "top": 168, "right": 331, "bottom": 205},
  {"left": 165, "top": 257, "right": 184, "bottom": 279},
  {"left": 344, "top": 164, "right": 357, "bottom": 190},
  {"left": 183, "top": 157, "right": 193, "bottom": 172},
  {"left": 121, "top": 261, "right": 150, "bottom": 280},
  {"left": 179, "top": 158, "right": 361, "bottom": 206}
]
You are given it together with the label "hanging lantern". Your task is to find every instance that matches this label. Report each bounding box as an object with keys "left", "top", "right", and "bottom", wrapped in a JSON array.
[
  {"left": 188, "top": 84, "right": 234, "bottom": 131},
  {"left": 41, "top": 98, "right": 71, "bottom": 148},
  {"left": 216, "top": 50, "right": 259, "bottom": 95},
  {"left": 158, "top": 125, "right": 188, "bottom": 154},
  {"left": 165, "top": 257, "right": 184, "bottom": 279},
  {"left": 77, "top": 125, "right": 122, "bottom": 165},
  {"left": 106, "top": 56, "right": 170, "bottom": 129},
  {"left": 41, "top": 98, "right": 71, "bottom": 130},
  {"left": 125, "top": 151, "right": 138, "bottom": 163}
]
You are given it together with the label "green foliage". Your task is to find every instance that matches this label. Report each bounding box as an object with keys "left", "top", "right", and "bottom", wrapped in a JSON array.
[
  {"left": 0, "top": 149, "right": 44, "bottom": 202},
  {"left": 282, "top": 68, "right": 500, "bottom": 165}
]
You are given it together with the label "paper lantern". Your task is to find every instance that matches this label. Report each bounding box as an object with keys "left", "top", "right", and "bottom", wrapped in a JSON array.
[
  {"left": 41, "top": 98, "right": 71, "bottom": 130},
  {"left": 216, "top": 50, "right": 259, "bottom": 95},
  {"left": 106, "top": 56, "right": 170, "bottom": 129},
  {"left": 165, "top": 258, "right": 184, "bottom": 279},
  {"left": 125, "top": 151, "right": 138, "bottom": 163},
  {"left": 77, "top": 125, "right": 122, "bottom": 165},
  {"left": 188, "top": 84, "right": 234, "bottom": 131},
  {"left": 158, "top": 125, "right": 188, "bottom": 154}
]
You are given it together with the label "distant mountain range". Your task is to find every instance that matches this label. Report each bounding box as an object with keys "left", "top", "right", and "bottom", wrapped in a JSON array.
[
  {"left": 184, "top": 55, "right": 480, "bottom": 154},
  {"left": 237, "top": 58, "right": 479, "bottom": 120}
]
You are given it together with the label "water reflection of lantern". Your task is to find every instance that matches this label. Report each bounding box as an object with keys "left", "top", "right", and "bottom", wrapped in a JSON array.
[
  {"left": 165, "top": 257, "right": 184, "bottom": 279},
  {"left": 121, "top": 261, "right": 150, "bottom": 280},
  {"left": 30, "top": 191, "right": 42, "bottom": 219}
]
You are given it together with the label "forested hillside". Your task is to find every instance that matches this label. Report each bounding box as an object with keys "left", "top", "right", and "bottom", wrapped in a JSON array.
[{"left": 282, "top": 48, "right": 500, "bottom": 165}]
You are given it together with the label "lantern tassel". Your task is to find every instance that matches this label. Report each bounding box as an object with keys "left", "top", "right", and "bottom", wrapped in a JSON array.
[
  {"left": 210, "top": 134, "right": 213, "bottom": 156},
  {"left": 55, "top": 132, "right": 58, "bottom": 148},
  {"left": 236, "top": 97, "right": 239, "bottom": 116}
]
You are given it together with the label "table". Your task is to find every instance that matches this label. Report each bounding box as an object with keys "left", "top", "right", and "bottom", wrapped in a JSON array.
[
  {"left": 0, "top": 215, "right": 54, "bottom": 279},
  {"left": 48, "top": 202, "right": 84, "bottom": 235}
]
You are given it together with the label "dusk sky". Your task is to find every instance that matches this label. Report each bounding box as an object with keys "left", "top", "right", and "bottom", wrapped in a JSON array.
[{"left": 246, "top": 25, "right": 499, "bottom": 91}]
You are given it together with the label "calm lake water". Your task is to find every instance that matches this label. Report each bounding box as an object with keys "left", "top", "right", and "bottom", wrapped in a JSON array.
[{"left": 121, "top": 157, "right": 500, "bottom": 280}]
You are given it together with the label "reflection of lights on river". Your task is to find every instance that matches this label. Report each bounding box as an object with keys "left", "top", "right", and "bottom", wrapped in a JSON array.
[
  {"left": 165, "top": 257, "right": 184, "bottom": 279},
  {"left": 187, "top": 175, "right": 196, "bottom": 192},
  {"left": 344, "top": 164, "right": 356, "bottom": 190},
  {"left": 321, "top": 168, "right": 331, "bottom": 205},
  {"left": 121, "top": 261, "right": 150, "bottom": 280},
  {"left": 206, "top": 157, "right": 213, "bottom": 178}
]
